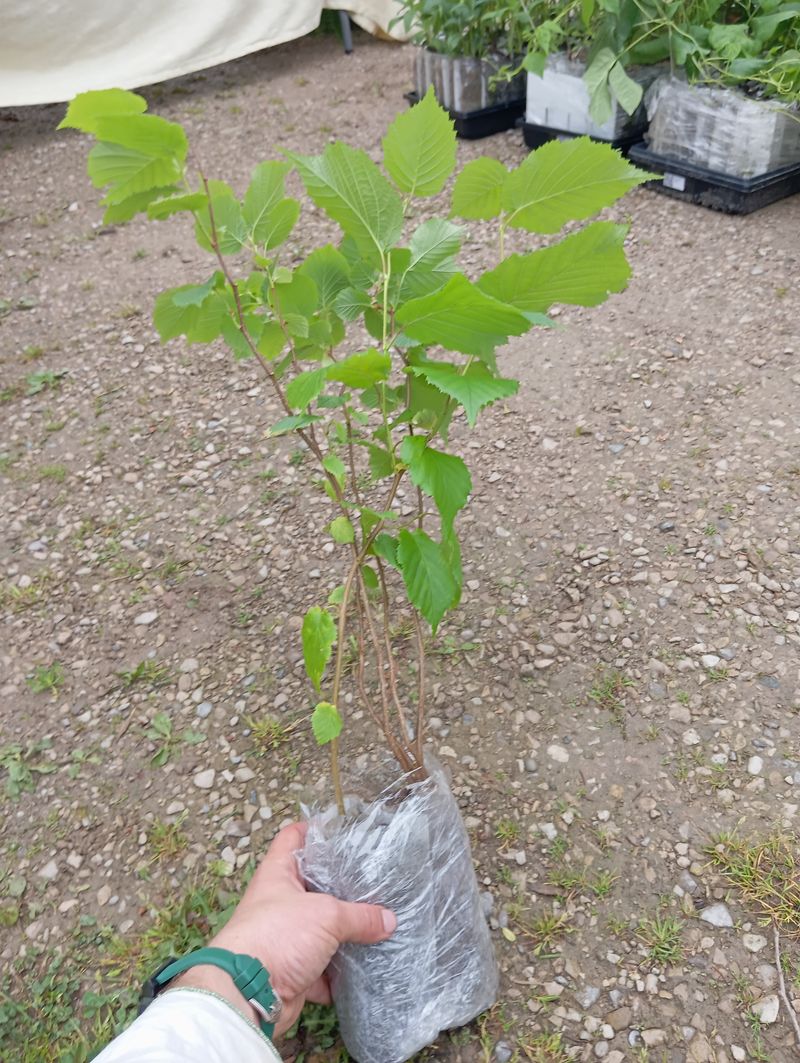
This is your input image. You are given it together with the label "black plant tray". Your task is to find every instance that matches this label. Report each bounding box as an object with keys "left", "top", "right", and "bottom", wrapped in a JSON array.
[
  {"left": 629, "top": 143, "right": 800, "bottom": 214},
  {"left": 405, "top": 91, "right": 524, "bottom": 139},
  {"left": 522, "top": 120, "right": 641, "bottom": 154}
]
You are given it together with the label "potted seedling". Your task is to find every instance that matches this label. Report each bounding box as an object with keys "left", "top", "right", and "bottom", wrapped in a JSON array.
[
  {"left": 61, "top": 87, "right": 648, "bottom": 1060},
  {"left": 504, "top": 0, "right": 666, "bottom": 150},
  {"left": 629, "top": 0, "right": 800, "bottom": 211},
  {"left": 394, "top": 0, "right": 529, "bottom": 137}
]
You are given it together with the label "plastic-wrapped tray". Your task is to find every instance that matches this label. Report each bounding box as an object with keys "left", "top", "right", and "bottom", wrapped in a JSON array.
[
  {"left": 405, "top": 90, "right": 524, "bottom": 139},
  {"left": 629, "top": 143, "right": 800, "bottom": 214},
  {"left": 521, "top": 120, "right": 640, "bottom": 153}
]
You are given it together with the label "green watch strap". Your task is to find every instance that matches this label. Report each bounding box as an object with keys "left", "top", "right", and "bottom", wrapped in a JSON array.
[{"left": 155, "top": 947, "right": 281, "bottom": 1039}]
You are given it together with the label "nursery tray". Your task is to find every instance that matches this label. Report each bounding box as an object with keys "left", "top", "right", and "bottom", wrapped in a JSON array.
[
  {"left": 522, "top": 120, "right": 641, "bottom": 154},
  {"left": 629, "top": 143, "right": 800, "bottom": 214},
  {"left": 405, "top": 91, "right": 524, "bottom": 139}
]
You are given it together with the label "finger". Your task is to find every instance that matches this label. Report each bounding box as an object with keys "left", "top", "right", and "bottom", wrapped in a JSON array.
[
  {"left": 260, "top": 822, "right": 308, "bottom": 874},
  {"left": 331, "top": 900, "right": 397, "bottom": 945},
  {"left": 306, "top": 975, "right": 332, "bottom": 1005}
]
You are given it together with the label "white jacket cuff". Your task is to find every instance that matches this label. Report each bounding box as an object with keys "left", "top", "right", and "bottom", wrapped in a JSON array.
[{"left": 93, "top": 988, "right": 282, "bottom": 1063}]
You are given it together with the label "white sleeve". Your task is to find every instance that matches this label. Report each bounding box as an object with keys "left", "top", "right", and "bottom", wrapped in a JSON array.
[{"left": 93, "top": 989, "right": 283, "bottom": 1063}]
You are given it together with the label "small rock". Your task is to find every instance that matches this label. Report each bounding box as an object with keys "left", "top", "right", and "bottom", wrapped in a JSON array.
[
  {"left": 97, "top": 885, "right": 112, "bottom": 906},
  {"left": 747, "top": 756, "right": 764, "bottom": 776},
  {"left": 193, "top": 769, "right": 215, "bottom": 789},
  {"left": 682, "top": 729, "right": 702, "bottom": 746},
  {"left": 701, "top": 654, "right": 721, "bottom": 669},
  {"left": 751, "top": 994, "right": 779, "bottom": 1024},
  {"left": 577, "top": 986, "right": 600, "bottom": 1009},
  {"left": 700, "top": 903, "right": 733, "bottom": 928},
  {"left": 547, "top": 744, "right": 569, "bottom": 764},
  {"left": 180, "top": 658, "right": 199, "bottom": 673},
  {"left": 166, "top": 800, "right": 186, "bottom": 815},
  {"left": 743, "top": 933, "right": 768, "bottom": 953},
  {"left": 494, "top": 1042, "right": 513, "bottom": 1063},
  {"left": 37, "top": 860, "right": 59, "bottom": 882},
  {"left": 134, "top": 610, "right": 158, "bottom": 626},
  {"left": 196, "top": 701, "right": 213, "bottom": 719}
]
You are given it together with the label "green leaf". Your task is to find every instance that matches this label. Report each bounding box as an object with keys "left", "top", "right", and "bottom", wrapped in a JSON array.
[
  {"left": 399, "top": 219, "right": 463, "bottom": 300},
  {"left": 411, "top": 361, "right": 519, "bottom": 426},
  {"left": 311, "top": 701, "right": 342, "bottom": 745},
  {"left": 243, "top": 161, "right": 291, "bottom": 238},
  {"left": 583, "top": 47, "right": 617, "bottom": 126},
  {"left": 503, "top": 138, "right": 650, "bottom": 234},
  {"left": 302, "top": 607, "right": 337, "bottom": 691},
  {"left": 286, "top": 368, "right": 328, "bottom": 410},
  {"left": 329, "top": 516, "right": 355, "bottom": 544},
  {"left": 147, "top": 192, "right": 207, "bottom": 219},
  {"left": 373, "top": 533, "right": 399, "bottom": 569},
  {"left": 102, "top": 187, "right": 177, "bottom": 223},
  {"left": 94, "top": 114, "right": 187, "bottom": 162},
  {"left": 607, "top": 62, "right": 643, "bottom": 117},
  {"left": 59, "top": 88, "right": 146, "bottom": 133},
  {"left": 396, "top": 274, "right": 529, "bottom": 362},
  {"left": 194, "top": 187, "right": 248, "bottom": 254},
  {"left": 327, "top": 349, "right": 390, "bottom": 389},
  {"left": 153, "top": 286, "right": 226, "bottom": 343},
  {"left": 368, "top": 445, "right": 395, "bottom": 480},
  {"left": 269, "top": 413, "right": 321, "bottom": 436},
  {"left": 322, "top": 454, "right": 347, "bottom": 489},
  {"left": 382, "top": 86, "right": 456, "bottom": 197},
  {"left": 257, "top": 322, "right": 286, "bottom": 360},
  {"left": 451, "top": 157, "right": 508, "bottom": 220},
  {"left": 254, "top": 198, "right": 301, "bottom": 251},
  {"left": 298, "top": 245, "right": 351, "bottom": 309},
  {"left": 399, "top": 437, "right": 471, "bottom": 536},
  {"left": 477, "top": 222, "right": 631, "bottom": 314},
  {"left": 397, "top": 529, "right": 458, "bottom": 632},
  {"left": 288, "top": 143, "right": 403, "bottom": 265},
  {"left": 333, "top": 286, "right": 372, "bottom": 322},
  {"left": 88, "top": 142, "right": 184, "bottom": 204}
]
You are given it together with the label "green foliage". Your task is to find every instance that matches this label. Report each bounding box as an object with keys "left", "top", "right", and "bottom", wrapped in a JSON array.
[{"left": 65, "top": 86, "right": 643, "bottom": 779}]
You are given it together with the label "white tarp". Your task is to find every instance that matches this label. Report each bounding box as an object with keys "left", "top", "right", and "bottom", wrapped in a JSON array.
[{"left": 0, "top": 2, "right": 405, "bottom": 107}]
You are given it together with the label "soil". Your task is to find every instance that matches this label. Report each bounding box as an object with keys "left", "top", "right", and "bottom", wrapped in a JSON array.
[{"left": 1, "top": 27, "right": 800, "bottom": 1063}]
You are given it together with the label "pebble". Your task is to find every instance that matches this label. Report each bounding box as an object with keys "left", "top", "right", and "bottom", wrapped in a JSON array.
[
  {"left": 193, "top": 769, "right": 216, "bottom": 789},
  {"left": 547, "top": 744, "right": 569, "bottom": 764},
  {"left": 742, "top": 933, "right": 768, "bottom": 953},
  {"left": 700, "top": 903, "right": 733, "bottom": 928},
  {"left": 134, "top": 611, "right": 158, "bottom": 626},
  {"left": 701, "top": 654, "right": 720, "bottom": 669},
  {"left": 180, "top": 658, "right": 199, "bottom": 672},
  {"left": 577, "top": 985, "right": 600, "bottom": 1009},
  {"left": 747, "top": 756, "right": 763, "bottom": 776},
  {"left": 37, "top": 860, "right": 59, "bottom": 881},
  {"left": 494, "top": 1042, "right": 513, "bottom": 1063},
  {"left": 97, "top": 885, "right": 112, "bottom": 906},
  {"left": 196, "top": 701, "right": 213, "bottom": 718},
  {"left": 751, "top": 994, "right": 779, "bottom": 1024}
]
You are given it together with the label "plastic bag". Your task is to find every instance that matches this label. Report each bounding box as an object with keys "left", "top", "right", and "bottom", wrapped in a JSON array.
[
  {"left": 300, "top": 756, "right": 498, "bottom": 1063},
  {"left": 525, "top": 53, "right": 662, "bottom": 139},
  {"left": 414, "top": 49, "right": 524, "bottom": 112},
  {"left": 645, "top": 76, "right": 800, "bottom": 178}
]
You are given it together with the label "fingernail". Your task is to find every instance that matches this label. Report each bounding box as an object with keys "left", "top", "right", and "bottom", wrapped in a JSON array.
[{"left": 381, "top": 909, "right": 397, "bottom": 935}]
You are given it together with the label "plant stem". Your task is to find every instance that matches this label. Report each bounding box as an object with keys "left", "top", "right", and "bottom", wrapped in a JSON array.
[{"left": 330, "top": 739, "right": 345, "bottom": 816}]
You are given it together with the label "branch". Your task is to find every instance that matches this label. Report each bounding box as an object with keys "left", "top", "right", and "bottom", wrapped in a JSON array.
[
  {"left": 375, "top": 558, "right": 412, "bottom": 748},
  {"left": 774, "top": 923, "right": 800, "bottom": 1048},
  {"left": 411, "top": 608, "right": 427, "bottom": 769}
]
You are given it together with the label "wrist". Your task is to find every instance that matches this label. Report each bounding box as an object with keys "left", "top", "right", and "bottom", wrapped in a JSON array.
[{"left": 170, "top": 965, "right": 261, "bottom": 1030}]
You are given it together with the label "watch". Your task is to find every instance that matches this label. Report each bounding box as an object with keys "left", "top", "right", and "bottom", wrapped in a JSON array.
[{"left": 139, "top": 947, "right": 283, "bottom": 1039}]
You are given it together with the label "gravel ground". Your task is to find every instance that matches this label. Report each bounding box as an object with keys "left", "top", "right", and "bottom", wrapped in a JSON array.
[{"left": 2, "top": 28, "right": 800, "bottom": 1063}]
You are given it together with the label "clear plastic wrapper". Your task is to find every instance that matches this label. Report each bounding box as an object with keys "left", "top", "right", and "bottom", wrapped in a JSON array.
[
  {"left": 645, "top": 76, "right": 800, "bottom": 178},
  {"left": 300, "top": 756, "right": 498, "bottom": 1063},
  {"left": 525, "top": 53, "right": 662, "bottom": 140},
  {"left": 414, "top": 48, "right": 524, "bottom": 112}
]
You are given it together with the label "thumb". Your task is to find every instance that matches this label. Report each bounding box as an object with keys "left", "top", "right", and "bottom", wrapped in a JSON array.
[{"left": 332, "top": 900, "right": 397, "bottom": 945}]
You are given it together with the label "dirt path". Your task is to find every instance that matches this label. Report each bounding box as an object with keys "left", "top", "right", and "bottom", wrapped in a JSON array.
[{"left": 1, "top": 28, "right": 799, "bottom": 1063}]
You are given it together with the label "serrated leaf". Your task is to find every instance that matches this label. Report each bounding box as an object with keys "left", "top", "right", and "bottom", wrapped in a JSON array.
[
  {"left": 410, "top": 361, "right": 519, "bottom": 426},
  {"left": 397, "top": 274, "right": 529, "bottom": 362},
  {"left": 399, "top": 218, "right": 463, "bottom": 300},
  {"left": 269, "top": 413, "right": 321, "bottom": 436},
  {"left": 257, "top": 322, "right": 286, "bottom": 360},
  {"left": 329, "top": 516, "right": 355, "bottom": 544},
  {"left": 322, "top": 453, "right": 347, "bottom": 489},
  {"left": 194, "top": 187, "right": 248, "bottom": 254},
  {"left": 327, "top": 349, "right": 390, "bottom": 389},
  {"left": 271, "top": 273, "right": 319, "bottom": 319},
  {"left": 502, "top": 138, "right": 650, "bottom": 234},
  {"left": 288, "top": 143, "right": 403, "bottom": 265},
  {"left": 102, "top": 186, "right": 177, "bottom": 223},
  {"left": 382, "top": 86, "right": 456, "bottom": 197},
  {"left": 286, "top": 368, "right": 328, "bottom": 410},
  {"left": 59, "top": 89, "right": 147, "bottom": 133},
  {"left": 311, "top": 701, "right": 343, "bottom": 745},
  {"left": 302, "top": 607, "right": 337, "bottom": 691},
  {"left": 254, "top": 198, "right": 301, "bottom": 251},
  {"left": 397, "top": 529, "right": 458, "bottom": 632},
  {"left": 333, "top": 286, "right": 372, "bottom": 322},
  {"left": 373, "top": 533, "right": 399, "bottom": 569},
  {"left": 153, "top": 287, "right": 226, "bottom": 343},
  {"left": 88, "top": 143, "right": 184, "bottom": 204},
  {"left": 298, "top": 245, "right": 351, "bottom": 309},
  {"left": 369, "top": 445, "right": 395, "bottom": 480},
  {"left": 147, "top": 192, "right": 207, "bottom": 219},
  {"left": 243, "top": 161, "right": 291, "bottom": 239},
  {"left": 451, "top": 157, "right": 508, "bottom": 220},
  {"left": 477, "top": 222, "right": 631, "bottom": 314},
  {"left": 94, "top": 114, "right": 187, "bottom": 163},
  {"left": 328, "top": 585, "right": 345, "bottom": 605},
  {"left": 400, "top": 436, "right": 471, "bottom": 536},
  {"left": 583, "top": 47, "right": 617, "bottom": 127}
]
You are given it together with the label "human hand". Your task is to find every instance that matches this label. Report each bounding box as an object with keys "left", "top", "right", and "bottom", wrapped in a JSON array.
[{"left": 172, "top": 822, "right": 396, "bottom": 1038}]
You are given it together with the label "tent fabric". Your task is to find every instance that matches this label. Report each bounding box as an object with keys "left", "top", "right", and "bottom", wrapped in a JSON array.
[{"left": 0, "top": 2, "right": 406, "bottom": 108}]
